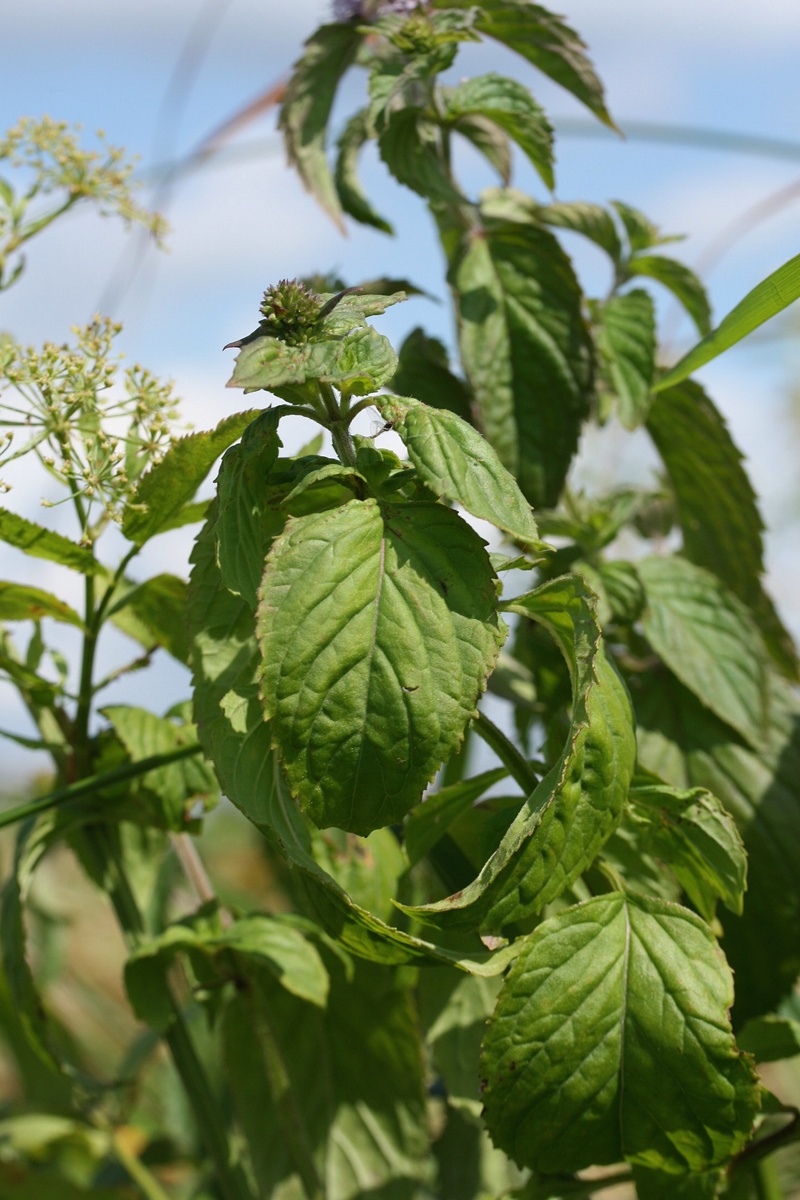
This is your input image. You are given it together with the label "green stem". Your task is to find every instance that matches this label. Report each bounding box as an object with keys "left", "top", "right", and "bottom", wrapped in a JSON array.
[
  {"left": 0, "top": 743, "right": 202, "bottom": 831},
  {"left": 74, "top": 571, "right": 97, "bottom": 768},
  {"left": 110, "top": 1128, "right": 174, "bottom": 1200},
  {"left": 473, "top": 711, "right": 540, "bottom": 795},
  {"left": 242, "top": 968, "right": 324, "bottom": 1200},
  {"left": 87, "top": 827, "right": 255, "bottom": 1200},
  {"left": 318, "top": 381, "right": 357, "bottom": 468}
]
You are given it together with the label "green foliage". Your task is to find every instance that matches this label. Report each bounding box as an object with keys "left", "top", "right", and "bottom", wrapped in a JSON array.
[{"left": 3, "top": 5, "right": 800, "bottom": 1200}]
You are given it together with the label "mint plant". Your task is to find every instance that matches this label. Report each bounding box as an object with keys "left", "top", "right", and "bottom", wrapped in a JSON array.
[{"left": 2, "top": 6, "right": 800, "bottom": 1200}]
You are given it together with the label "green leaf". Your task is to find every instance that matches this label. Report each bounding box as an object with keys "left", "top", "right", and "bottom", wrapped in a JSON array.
[
  {"left": 595, "top": 559, "right": 645, "bottom": 625},
  {"left": 632, "top": 1166, "right": 723, "bottom": 1200},
  {"left": 480, "top": 891, "right": 759, "bottom": 1173},
  {"left": 647, "top": 380, "right": 797, "bottom": 678},
  {"left": 0, "top": 583, "right": 84, "bottom": 629},
  {"left": 223, "top": 958, "right": 434, "bottom": 1200},
  {"left": 633, "top": 668, "right": 800, "bottom": 1024},
  {"left": 188, "top": 511, "right": 515, "bottom": 976},
  {"left": 100, "top": 705, "right": 217, "bottom": 830},
  {"left": 629, "top": 781, "right": 747, "bottom": 919},
  {"left": 737, "top": 1015, "right": 800, "bottom": 1063},
  {"left": 433, "top": 0, "right": 614, "bottom": 127},
  {"left": 379, "top": 108, "right": 465, "bottom": 206},
  {"left": 402, "top": 574, "right": 635, "bottom": 932},
  {"left": 611, "top": 200, "right": 675, "bottom": 254},
  {"left": 637, "top": 555, "right": 769, "bottom": 748},
  {"left": 420, "top": 967, "right": 503, "bottom": 1117},
  {"left": 227, "top": 319, "right": 400, "bottom": 397},
  {"left": 538, "top": 200, "right": 622, "bottom": 262},
  {"left": 310, "top": 826, "right": 407, "bottom": 926},
  {"left": 444, "top": 73, "right": 554, "bottom": 187},
  {"left": 122, "top": 410, "right": 258, "bottom": 546},
  {"left": 375, "top": 393, "right": 539, "bottom": 547},
  {"left": 655, "top": 251, "right": 800, "bottom": 390},
  {"left": 279, "top": 22, "right": 363, "bottom": 230},
  {"left": 390, "top": 326, "right": 474, "bottom": 422},
  {"left": 451, "top": 189, "right": 594, "bottom": 507},
  {"left": 627, "top": 254, "right": 711, "bottom": 336},
  {"left": 595, "top": 289, "right": 656, "bottom": 429},
  {"left": 405, "top": 767, "right": 509, "bottom": 866},
  {"left": 0, "top": 507, "right": 99, "bottom": 574},
  {"left": 434, "top": 1106, "right": 527, "bottom": 1200},
  {"left": 108, "top": 573, "right": 190, "bottom": 663},
  {"left": 452, "top": 113, "right": 512, "bottom": 184},
  {"left": 334, "top": 108, "right": 393, "bottom": 234},
  {"left": 125, "top": 911, "right": 329, "bottom": 1030},
  {"left": 258, "top": 498, "right": 504, "bottom": 834},
  {"left": 213, "top": 407, "right": 285, "bottom": 609}
]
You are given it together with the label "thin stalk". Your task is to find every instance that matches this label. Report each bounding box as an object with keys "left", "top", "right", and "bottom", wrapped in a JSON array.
[
  {"left": 110, "top": 1128, "right": 174, "bottom": 1200},
  {"left": 74, "top": 570, "right": 97, "bottom": 766},
  {"left": 88, "top": 827, "right": 255, "bottom": 1200},
  {"left": 473, "top": 711, "right": 540, "bottom": 795},
  {"left": 0, "top": 743, "right": 202, "bottom": 831}
]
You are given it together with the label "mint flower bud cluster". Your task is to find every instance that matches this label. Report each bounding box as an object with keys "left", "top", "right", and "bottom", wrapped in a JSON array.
[{"left": 257, "top": 279, "right": 324, "bottom": 345}]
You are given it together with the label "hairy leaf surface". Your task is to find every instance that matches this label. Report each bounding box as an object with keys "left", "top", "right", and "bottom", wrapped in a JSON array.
[
  {"left": 451, "top": 190, "right": 594, "bottom": 507},
  {"left": 108, "top": 573, "right": 190, "bottom": 663},
  {"left": 279, "top": 23, "right": 363, "bottom": 229},
  {"left": 402, "top": 575, "right": 635, "bottom": 932},
  {"left": 432, "top": 0, "right": 613, "bottom": 127},
  {"left": 375, "top": 393, "right": 539, "bottom": 547},
  {"left": 480, "top": 891, "right": 759, "bottom": 1173},
  {"left": 634, "top": 668, "right": 800, "bottom": 1023},
  {"left": 214, "top": 407, "right": 285, "bottom": 608},
  {"left": 257, "top": 498, "right": 504, "bottom": 833},
  {"left": 647, "top": 380, "right": 797, "bottom": 676},
  {"left": 189, "top": 512, "right": 516, "bottom": 974},
  {"left": 444, "top": 73, "right": 554, "bottom": 187},
  {"left": 125, "top": 912, "right": 329, "bottom": 1030},
  {"left": 595, "top": 288, "right": 655, "bottom": 429},
  {"left": 627, "top": 254, "right": 711, "bottom": 335},
  {"left": 0, "top": 583, "right": 84, "bottom": 629},
  {"left": 0, "top": 507, "right": 100, "bottom": 574},
  {"left": 638, "top": 555, "right": 769, "bottom": 748},
  {"left": 334, "top": 109, "right": 393, "bottom": 234},
  {"left": 122, "top": 410, "right": 257, "bottom": 545},
  {"left": 629, "top": 781, "right": 747, "bottom": 919}
]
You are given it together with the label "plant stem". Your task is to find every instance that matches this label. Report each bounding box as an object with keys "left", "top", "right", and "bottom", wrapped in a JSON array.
[
  {"left": 110, "top": 1128, "right": 174, "bottom": 1200},
  {"left": 88, "top": 826, "right": 255, "bottom": 1200},
  {"left": 0, "top": 743, "right": 202, "bottom": 831},
  {"left": 473, "top": 710, "right": 540, "bottom": 794}
]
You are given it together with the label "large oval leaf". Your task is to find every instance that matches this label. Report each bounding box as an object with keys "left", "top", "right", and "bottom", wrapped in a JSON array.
[
  {"left": 480, "top": 891, "right": 759, "bottom": 1174},
  {"left": 257, "top": 498, "right": 505, "bottom": 834},
  {"left": 451, "top": 189, "right": 594, "bottom": 507}
]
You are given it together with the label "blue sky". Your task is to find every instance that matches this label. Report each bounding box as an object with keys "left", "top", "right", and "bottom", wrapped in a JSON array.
[{"left": 2, "top": 0, "right": 800, "bottom": 776}]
